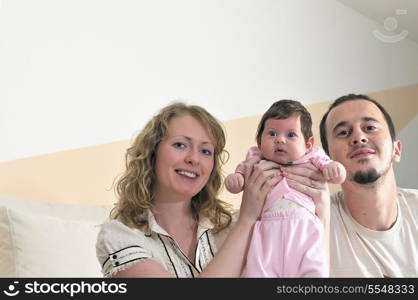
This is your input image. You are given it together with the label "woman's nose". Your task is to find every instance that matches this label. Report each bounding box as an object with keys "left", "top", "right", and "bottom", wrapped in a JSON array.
[{"left": 185, "top": 150, "right": 199, "bottom": 165}]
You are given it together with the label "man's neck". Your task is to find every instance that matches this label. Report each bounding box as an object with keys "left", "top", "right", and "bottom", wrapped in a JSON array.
[{"left": 341, "top": 169, "right": 398, "bottom": 231}]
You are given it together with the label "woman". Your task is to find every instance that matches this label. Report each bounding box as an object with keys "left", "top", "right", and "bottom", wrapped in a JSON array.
[{"left": 96, "top": 102, "right": 329, "bottom": 277}]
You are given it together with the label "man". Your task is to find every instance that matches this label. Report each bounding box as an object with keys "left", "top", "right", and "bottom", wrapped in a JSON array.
[{"left": 319, "top": 94, "right": 418, "bottom": 277}]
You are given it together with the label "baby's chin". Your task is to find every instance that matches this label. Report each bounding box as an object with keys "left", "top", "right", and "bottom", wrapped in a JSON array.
[
  {"left": 263, "top": 154, "right": 295, "bottom": 165},
  {"left": 275, "top": 159, "right": 294, "bottom": 166}
]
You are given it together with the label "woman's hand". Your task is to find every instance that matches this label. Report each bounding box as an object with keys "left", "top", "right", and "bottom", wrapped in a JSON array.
[
  {"left": 281, "top": 162, "right": 330, "bottom": 220},
  {"left": 238, "top": 157, "right": 282, "bottom": 224}
]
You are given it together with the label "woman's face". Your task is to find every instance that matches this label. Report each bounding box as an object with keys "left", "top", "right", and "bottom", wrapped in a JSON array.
[{"left": 154, "top": 114, "right": 215, "bottom": 201}]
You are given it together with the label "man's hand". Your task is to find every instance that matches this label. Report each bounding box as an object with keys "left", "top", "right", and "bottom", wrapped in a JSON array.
[{"left": 281, "top": 162, "right": 330, "bottom": 220}]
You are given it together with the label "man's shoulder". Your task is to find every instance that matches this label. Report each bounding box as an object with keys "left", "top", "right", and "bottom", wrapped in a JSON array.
[
  {"left": 398, "top": 187, "right": 418, "bottom": 203},
  {"left": 330, "top": 190, "right": 344, "bottom": 205},
  {"left": 398, "top": 187, "right": 418, "bottom": 197},
  {"left": 331, "top": 188, "right": 418, "bottom": 202},
  {"left": 330, "top": 191, "right": 346, "bottom": 221}
]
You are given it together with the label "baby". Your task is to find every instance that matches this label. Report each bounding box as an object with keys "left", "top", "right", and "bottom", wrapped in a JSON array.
[{"left": 225, "top": 99, "right": 346, "bottom": 277}]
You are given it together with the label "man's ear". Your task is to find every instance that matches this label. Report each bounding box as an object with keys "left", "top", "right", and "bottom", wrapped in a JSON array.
[
  {"left": 306, "top": 136, "right": 314, "bottom": 153},
  {"left": 392, "top": 139, "right": 402, "bottom": 163}
]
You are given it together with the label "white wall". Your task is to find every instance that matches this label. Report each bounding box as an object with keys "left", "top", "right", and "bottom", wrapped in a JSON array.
[
  {"left": 1, "top": 0, "right": 418, "bottom": 162},
  {"left": 395, "top": 115, "right": 418, "bottom": 189}
]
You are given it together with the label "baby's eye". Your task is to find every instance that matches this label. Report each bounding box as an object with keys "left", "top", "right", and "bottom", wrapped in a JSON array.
[
  {"left": 287, "top": 132, "right": 297, "bottom": 138},
  {"left": 268, "top": 131, "right": 277, "bottom": 137}
]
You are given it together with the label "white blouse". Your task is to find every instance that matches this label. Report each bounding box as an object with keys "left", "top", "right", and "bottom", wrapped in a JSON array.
[{"left": 96, "top": 210, "right": 235, "bottom": 277}]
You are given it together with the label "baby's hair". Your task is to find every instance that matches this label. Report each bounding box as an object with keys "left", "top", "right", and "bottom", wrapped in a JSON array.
[{"left": 256, "top": 99, "right": 313, "bottom": 145}]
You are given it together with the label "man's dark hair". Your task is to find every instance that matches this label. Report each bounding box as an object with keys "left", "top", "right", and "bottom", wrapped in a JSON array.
[
  {"left": 256, "top": 99, "right": 313, "bottom": 145},
  {"left": 319, "top": 94, "right": 396, "bottom": 155}
]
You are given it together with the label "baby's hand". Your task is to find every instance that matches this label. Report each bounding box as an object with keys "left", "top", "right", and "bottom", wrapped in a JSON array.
[
  {"left": 322, "top": 161, "right": 346, "bottom": 184},
  {"left": 225, "top": 173, "right": 245, "bottom": 194}
]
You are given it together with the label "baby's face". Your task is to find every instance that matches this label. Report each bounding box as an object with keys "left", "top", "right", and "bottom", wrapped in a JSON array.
[{"left": 259, "top": 115, "right": 312, "bottom": 164}]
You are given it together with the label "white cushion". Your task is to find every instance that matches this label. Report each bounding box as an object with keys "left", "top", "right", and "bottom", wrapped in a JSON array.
[
  {"left": 0, "top": 194, "right": 111, "bottom": 222},
  {"left": 0, "top": 194, "right": 112, "bottom": 277}
]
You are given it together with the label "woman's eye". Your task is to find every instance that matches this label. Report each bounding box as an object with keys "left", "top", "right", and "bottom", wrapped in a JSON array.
[
  {"left": 173, "top": 142, "right": 186, "bottom": 149},
  {"left": 201, "top": 149, "right": 213, "bottom": 156}
]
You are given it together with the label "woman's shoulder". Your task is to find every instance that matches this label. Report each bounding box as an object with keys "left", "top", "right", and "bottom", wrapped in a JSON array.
[
  {"left": 211, "top": 209, "right": 239, "bottom": 245},
  {"left": 216, "top": 209, "right": 239, "bottom": 230},
  {"left": 231, "top": 209, "right": 240, "bottom": 223},
  {"left": 96, "top": 219, "right": 155, "bottom": 277},
  {"left": 99, "top": 218, "right": 140, "bottom": 232},
  {"left": 96, "top": 219, "right": 150, "bottom": 255}
]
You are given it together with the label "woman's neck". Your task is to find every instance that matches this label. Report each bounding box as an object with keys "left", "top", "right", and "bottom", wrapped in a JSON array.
[
  {"left": 152, "top": 193, "right": 195, "bottom": 234},
  {"left": 152, "top": 194, "right": 198, "bottom": 262}
]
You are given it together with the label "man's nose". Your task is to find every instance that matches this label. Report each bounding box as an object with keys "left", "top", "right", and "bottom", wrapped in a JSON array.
[{"left": 350, "top": 128, "right": 368, "bottom": 146}]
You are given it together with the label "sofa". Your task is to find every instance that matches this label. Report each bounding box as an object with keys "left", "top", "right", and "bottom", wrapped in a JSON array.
[{"left": 0, "top": 194, "right": 112, "bottom": 277}]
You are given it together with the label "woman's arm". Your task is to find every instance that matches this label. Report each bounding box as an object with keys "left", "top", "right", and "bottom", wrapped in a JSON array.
[
  {"left": 112, "top": 260, "right": 173, "bottom": 277},
  {"left": 113, "top": 157, "right": 282, "bottom": 278},
  {"left": 200, "top": 158, "right": 282, "bottom": 277}
]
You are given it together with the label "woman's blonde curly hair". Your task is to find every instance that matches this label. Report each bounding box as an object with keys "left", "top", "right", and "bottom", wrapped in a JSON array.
[{"left": 110, "top": 102, "right": 232, "bottom": 232}]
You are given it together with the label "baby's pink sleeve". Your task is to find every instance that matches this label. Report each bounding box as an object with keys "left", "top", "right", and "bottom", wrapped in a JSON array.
[
  {"left": 309, "top": 147, "right": 333, "bottom": 170},
  {"left": 235, "top": 146, "right": 262, "bottom": 175}
]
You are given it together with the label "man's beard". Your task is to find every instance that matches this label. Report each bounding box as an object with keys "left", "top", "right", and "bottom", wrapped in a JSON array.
[
  {"left": 352, "top": 159, "right": 391, "bottom": 185},
  {"left": 353, "top": 168, "right": 380, "bottom": 184}
]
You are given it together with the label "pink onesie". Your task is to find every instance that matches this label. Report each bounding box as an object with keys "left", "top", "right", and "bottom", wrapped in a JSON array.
[{"left": 239, "top": 146, "right": 331, "bottom": 277}]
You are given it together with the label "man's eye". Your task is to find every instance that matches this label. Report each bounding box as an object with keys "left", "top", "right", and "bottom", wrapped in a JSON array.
[
  {"left": 337, "top": 130, "right": 350, "bottom": 137},
  {"left": 365, "top": 125, "right": 377, "bottom": 131}
]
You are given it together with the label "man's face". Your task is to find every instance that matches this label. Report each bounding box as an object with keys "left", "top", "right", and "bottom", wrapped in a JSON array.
[{"left": 325, "top": 100, "right": 401, "bottom": 185}]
